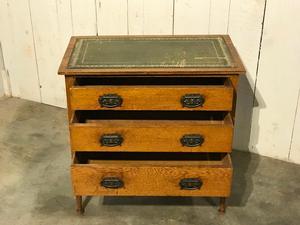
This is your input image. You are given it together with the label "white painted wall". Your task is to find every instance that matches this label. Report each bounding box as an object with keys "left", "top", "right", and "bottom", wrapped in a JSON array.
[
  {"left": 0, "top": 0, "right": 299, "bottom": 164},
  {"left": 0, "top": 78, "right": 3, "bottom": 97},
  {"left": 290, "top": 90, "right": 300, "bottom": 164},
  {"left": 0, "top": 44, "right": 5, "bottom": 97},
  {"left": 0, "top": 43, "right": 10, "bottom": 97},
  {"left": 250, "top": 0, "right": 300, "bottom": 164}
]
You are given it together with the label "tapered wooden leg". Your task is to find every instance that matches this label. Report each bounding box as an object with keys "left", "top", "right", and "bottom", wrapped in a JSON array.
[
  {"left": 218, "top": 197, "right": 226, "bottom": 213},
  {"left": 76, "top": 196, "right": 84, "bottom": 215}
]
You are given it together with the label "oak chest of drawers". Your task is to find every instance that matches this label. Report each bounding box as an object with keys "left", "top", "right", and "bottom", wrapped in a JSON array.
[{"left": 58, "top": 35, "right": 245, "bottom": 214}]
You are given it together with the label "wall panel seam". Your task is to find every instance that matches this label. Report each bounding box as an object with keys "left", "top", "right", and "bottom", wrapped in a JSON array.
[
  {"left": 252, "top": 0, "right": 268, "bottom": 107},
  {"left": 96, "top": 0, "right": 101, "bottom": 35},
  {"left": 27, "top": 0, "right": 42, "bottom": 102},
  {"left": 94, "top": 0, "right": 99, "bottom": 35},
  {"left": 172, "top": 0, "right": 175, "bottom": 35},
  {"left": 0, "top": 42, "right": 11, "bottom": 96},
  {"left": 288, "top": 88, "right": 300, "bottom": 160},
  {"left": 208, "top": 0, "right": 212, "bottom": 34},
  {"left": 226, "top": 0, "right": 232, "bottom": 34},
  {"left": 70, "top": 0, "right": 74, "bottom": 35},
  {"left": 126, "top": 0, "right": 129, "bottom": 35}
]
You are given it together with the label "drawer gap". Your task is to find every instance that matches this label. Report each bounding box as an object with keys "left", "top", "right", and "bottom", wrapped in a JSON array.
[
  {"left": 74, "top": 77, "right": 229, "bottom": 86},
  {"left": 73, "top": 110, "right": 230, "bottom": 123},
  {"left": 74, "top": 152, "right": 229, "bottom": 166}
]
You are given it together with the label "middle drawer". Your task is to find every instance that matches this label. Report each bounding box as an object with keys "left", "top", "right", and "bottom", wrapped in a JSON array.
[{"left": 70, "top": 111, "right": 233, "bottom": 152}]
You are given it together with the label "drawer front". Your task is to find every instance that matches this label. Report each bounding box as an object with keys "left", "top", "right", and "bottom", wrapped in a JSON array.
[
  {"left": 70, "top": 119, "right": 233, "bottom": 152},
  {"left": 69, "top": 85, "right": 233, "bottom": 111},
  {"left": 71, "top": 156, "right": 232, "bottom": 196}
]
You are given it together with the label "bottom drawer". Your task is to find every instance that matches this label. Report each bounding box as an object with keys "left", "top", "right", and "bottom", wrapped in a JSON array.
[{"left": 71, "top": 152, "right": 232, "bottom": 197}]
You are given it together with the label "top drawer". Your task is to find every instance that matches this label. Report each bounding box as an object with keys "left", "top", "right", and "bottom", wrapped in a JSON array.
[{"left": 69, "top": 77, "right": 233, "bottom": 111}]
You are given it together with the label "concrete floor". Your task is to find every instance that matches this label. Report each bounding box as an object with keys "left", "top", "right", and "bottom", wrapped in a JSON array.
[{"left": 0, "top": 97, "right": 299, "bottom": 225}]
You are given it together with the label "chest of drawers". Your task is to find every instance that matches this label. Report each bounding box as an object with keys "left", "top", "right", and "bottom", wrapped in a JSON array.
[{"left": 58, "top": 35, "right": 245, "bottom": 214}]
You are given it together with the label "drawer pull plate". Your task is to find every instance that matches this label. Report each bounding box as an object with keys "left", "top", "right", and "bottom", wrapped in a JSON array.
[
  {"left": 179, "top": 178, "right": 202, "bottom": 190},
  {"left": 180, "top": 134, "right": 204, "bottom": 147},
  {"left": 99, "top": 94, "right": 123, "bottom": 108},
  {"left": 181, "top": 94, "right": 205, "bottom": 108},
  {"left": 101, "top": 177, "right": 124, "bottom": 189},
  {"left": 100, "top": 133, "right": 123, "bottom": 147}
]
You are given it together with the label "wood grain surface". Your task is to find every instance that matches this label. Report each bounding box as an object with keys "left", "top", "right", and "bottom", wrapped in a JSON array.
[
  {"left": 70, "top": 83, "right": 233, "bottom": 111},
  {"left": 70, "top": 114, "right": 233, "bottom": 152},
  {"left": 65, "top": 76, "right": 75, "bottom": 120},
  {"left": 71, "top": 154, "right": 232, "bottom": 196}
]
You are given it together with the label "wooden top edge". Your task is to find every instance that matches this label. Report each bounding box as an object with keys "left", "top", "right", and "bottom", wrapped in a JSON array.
[
  {"left": 58, "top": 35, "right": 246, "bottom": 76},
  {"left": 59, "top": 68, "right": 245, "bottom": 76}
]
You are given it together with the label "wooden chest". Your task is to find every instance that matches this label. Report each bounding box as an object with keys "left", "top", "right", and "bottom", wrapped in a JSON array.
[{"left": 58, "top": 35, "right": 245, "bottom": 214}]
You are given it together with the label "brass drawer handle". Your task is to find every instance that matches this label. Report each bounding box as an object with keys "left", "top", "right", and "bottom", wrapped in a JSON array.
[
  {"left": 100, "top": 133, "right": 123, "bottom": 147},
  {"left": 181, "top": 94, "right": 205, "bottom": 108},
  {"left": 99, "top": 94, "right": 123, "bottom": 108},
  {"left": 180, "top": 134, "right": 204, "bottom": 147},
  {"left": 179, "top": 178, "right": 202, "bottom": 190},
  {"left": 101, "top": 177, "right": 124, "bottom": 189}
]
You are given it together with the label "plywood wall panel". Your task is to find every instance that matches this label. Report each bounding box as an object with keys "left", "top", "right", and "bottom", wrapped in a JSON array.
[
  {"left": 128, "top": 0, "right": 173, "bottom": 35},
  {"left": 228, "top": 0, "right": 267, "bottom": 152},
  {"left": 290, "top": 90, "right": 300, "bottom": 164},
  {"left": 143, "top": 0, "right": 173, "bottom": 34},
  {"left": 96, "top": 0, "right": 128, "bottom": 35},
  {"left": 71, "top": 0, "right": 97, "bottom": 35},
  {"left": 174, "top": 0, "right": 210, "bottom": 34},
  {"left": 0, "top": 0, "right": 41, "bottom": 101},
  {"left": 128, "top": 0, "right": 144, "bottom": 34},
  {"left": 228, "top": 0, "right": 266, "bottom": 88},
  {"left": 30, "top": 0, "right": 73, "bottom": 107},
  {"left": 0, "top": 46, "right": 4, "bottom": 96},
  {"left": 251, "top": 0, "right": 300, "bottom": 160},
  {"left": 0, "top": 1, "right": 9, "bottom": 97},
  {"left": 209, "top": 0, "right": 230, "bottom": 34}
]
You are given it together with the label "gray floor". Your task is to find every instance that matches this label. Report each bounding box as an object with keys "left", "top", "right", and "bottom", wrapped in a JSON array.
[{"left": 0, "top": 97, "right": 299, "bottom": 225}]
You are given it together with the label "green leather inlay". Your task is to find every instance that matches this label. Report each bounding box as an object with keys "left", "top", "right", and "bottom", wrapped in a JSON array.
[{"left": 68, "top": 37, "right": 233, "bottom": 69}]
